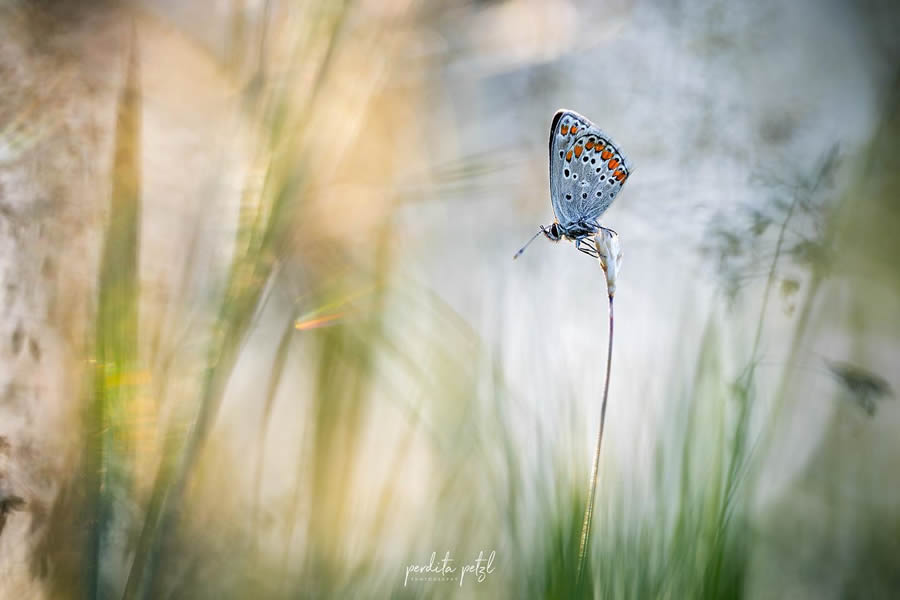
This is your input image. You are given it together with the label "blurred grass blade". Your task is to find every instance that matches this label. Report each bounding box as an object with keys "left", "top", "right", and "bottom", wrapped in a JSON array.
[
  {"left": 86, "top": 24, "right": 142, "bottom": 600},
  {"left": 122, "top": 5, "right": 355, "bottom": 597},
  {"left": 251, "top": 309, "right": 295, "bottom": 550}
]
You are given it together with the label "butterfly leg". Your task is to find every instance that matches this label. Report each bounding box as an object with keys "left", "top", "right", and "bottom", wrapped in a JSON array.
[
  {"left": 575, "top": 237, "right": 599, "bottom": 258},
  {"left": 598, "top": 225, "right": 618, "bottom": 237}
]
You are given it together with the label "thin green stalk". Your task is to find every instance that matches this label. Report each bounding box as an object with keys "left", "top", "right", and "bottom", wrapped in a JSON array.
[
  {"left": 700, "top": 185, "right": 802, "bottom": 596},
  {"left": 744, "top": 151, "right": 844, "bottom": 503},
  {"left": 576, "top": 294, "right": 614, "bottom": 594},
  {"left": 750, "top": 191, "right": 799, "bottom": 359}
]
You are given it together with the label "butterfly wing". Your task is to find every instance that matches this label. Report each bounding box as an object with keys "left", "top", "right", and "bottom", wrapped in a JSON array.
[{"left": 548, "top": 109, "right": 634, "bottom": 228}]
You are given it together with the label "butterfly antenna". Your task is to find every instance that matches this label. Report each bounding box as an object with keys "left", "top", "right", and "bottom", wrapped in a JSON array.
[{"left": 513, "top": 229, "right": 544, "bottom": 260}]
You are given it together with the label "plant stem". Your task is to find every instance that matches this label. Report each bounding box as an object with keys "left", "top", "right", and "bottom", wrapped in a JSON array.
[
  {"left": 576, "top": 294, "right": 614, "bottom": 594},
  {"left": 750, "top": 191, "right": 798, "bottom": 359}
]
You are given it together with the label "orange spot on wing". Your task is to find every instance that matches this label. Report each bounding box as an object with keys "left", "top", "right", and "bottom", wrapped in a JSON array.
[
  {"left": 594, "top": 143, "right": 604, "bottom": 152},
  {"left": 608, "top": 158, "right": 620, "bottom": 169},
  {"left": 615, "top": 170, "right": 626, "bottom": 181},
  {"left": 570, "top": 125, "right": 578, "bottom": 134},
  {"left": 561, "top": 125, "right": 569, "bottom": 135},
  {"left": 586, "top": 141, "right": 594, "bottom": 150},
  {"left": 574, "top": 145, "right": 583, "bottom": 158},
  {"left": 601, "top": 149, "right": 612, "bottom": 160},
  {"left": 566, "top": 150, "right": 573, "bottom": 161}
]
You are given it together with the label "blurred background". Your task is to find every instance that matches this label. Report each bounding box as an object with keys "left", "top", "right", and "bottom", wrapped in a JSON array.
[{"left": 0, "top": 0, "right": 899, "bottom": 598}]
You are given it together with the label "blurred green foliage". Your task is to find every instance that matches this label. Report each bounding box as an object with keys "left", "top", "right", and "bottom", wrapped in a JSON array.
[{"left": 9, "top": 1, "right": 898, "bottom": 599}]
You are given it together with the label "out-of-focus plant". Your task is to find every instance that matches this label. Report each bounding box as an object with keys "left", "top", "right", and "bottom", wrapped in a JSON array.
[
  {"left": 19, "top": 2, "right": 898, "bottom": 599},
  {"left": 704, "top": 145, "right": 840, "bottom": 315},
  {"left": 85, "top": 29, "right": 143, "bottom": 600}
]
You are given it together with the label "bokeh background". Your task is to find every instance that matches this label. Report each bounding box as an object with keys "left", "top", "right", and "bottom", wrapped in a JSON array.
[{"left": 0, "top": 0, "right": 899, "bottom": 598}]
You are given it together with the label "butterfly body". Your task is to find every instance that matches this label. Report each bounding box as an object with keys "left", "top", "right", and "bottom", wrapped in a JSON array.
[
  {"left": 514, "top": 109, "right": 633, "bottom": 259},
  {"left": 543, "top": 218, "right": 600, "bottom": 241},
  {"left": 540, "top": 218, "right": 605, "bottom": 257}
]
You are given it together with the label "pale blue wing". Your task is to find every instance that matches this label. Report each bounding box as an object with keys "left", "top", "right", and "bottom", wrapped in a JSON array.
[
  {"left": 548, "top": 109, "right": 633, "bottom": 227},
  {"left": 548, "top": 111, "right": 579, "bottom": 226}
]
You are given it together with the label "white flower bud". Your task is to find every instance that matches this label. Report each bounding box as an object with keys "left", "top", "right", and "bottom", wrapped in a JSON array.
[{"left": 593, "top": 229, "right": 622, "bottom": 297}]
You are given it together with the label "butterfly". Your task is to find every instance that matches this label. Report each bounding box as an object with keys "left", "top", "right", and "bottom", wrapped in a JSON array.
[{"left": 514, "top": 109, "right": 633, "bottom": 259}]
